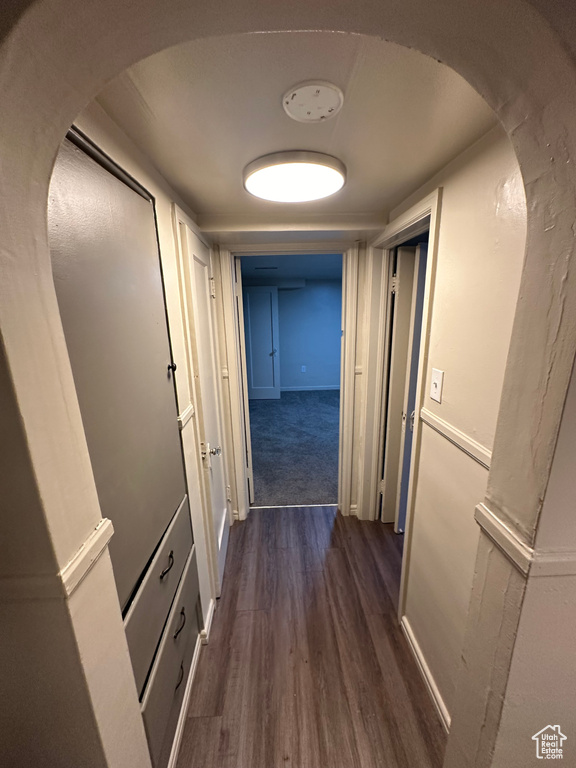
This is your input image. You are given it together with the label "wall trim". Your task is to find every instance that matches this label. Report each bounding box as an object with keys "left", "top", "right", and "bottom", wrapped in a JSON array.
[
  {"left": 166, "top": 633, "right": 203, "bottom": 768},
  {"left": 178, "top": 402, "right": 195, "bottom": 430},
  {"left": 60, "top": 518, "right": 115, "bottom": 597},
  {"left": 200, "top": 596, "right": 216, "bottom": 645},
  {"left": 420, "top": 408, "right": 491, "bottom": 469},
  {"left": 476, "top": 502, "right": 576, "bottom": 578},
  {"left": 401, "top": 616, "right": 451, "bottom": 733},
  {"left": 280, "top": 385, "right": 340, "bottom": 392},
  {"left": 531, "top": 550, "right": 576, "bottom": 577},
  {"left": 475, "top": 503, "right": 533, "bottom": 576}
]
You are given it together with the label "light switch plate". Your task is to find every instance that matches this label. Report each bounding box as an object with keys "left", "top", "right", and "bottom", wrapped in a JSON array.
[{"left": 430, "top": 368, "right": 444, "bottom": 403}]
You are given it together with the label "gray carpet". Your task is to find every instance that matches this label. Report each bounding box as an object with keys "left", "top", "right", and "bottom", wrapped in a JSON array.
[{"left": 249, "top": 390, "right": 340, "bottom": 506}]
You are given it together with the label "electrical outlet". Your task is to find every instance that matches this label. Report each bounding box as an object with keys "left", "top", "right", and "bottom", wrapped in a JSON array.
[{"left": 301, "top": 365, "right": 307, "bottom": 373}]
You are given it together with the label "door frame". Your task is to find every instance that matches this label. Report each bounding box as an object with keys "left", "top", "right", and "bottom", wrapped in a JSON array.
[
  {"left": 173, "top": 205, "right": 233, "bottom": 599},
  {"left": 361, "top": 189, "right": 442, "bottom": 617},
  {"left": 216, "top": 242, "right": 357, "bottom": 518}
]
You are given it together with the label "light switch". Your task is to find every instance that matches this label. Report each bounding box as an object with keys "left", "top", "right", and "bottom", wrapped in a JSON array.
[{"left": 430, "top": 368, "right": 444, "bottom": 403}]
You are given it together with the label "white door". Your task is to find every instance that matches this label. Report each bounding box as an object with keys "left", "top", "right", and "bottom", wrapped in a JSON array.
[
  {"left": 234, "top": 259, "right": 255, "bottom": 503},
  {"left": 181, "top": 224, "right": 230, "bottom": 592},
  {"left": 380, "top": 247, "right": 415, "bottom": 523},
  {"left": 243, "top": 285, "right": 281, "bottom": 399},
  {"left": 395, "top": 243, "right": 428, "bottom": 532}
]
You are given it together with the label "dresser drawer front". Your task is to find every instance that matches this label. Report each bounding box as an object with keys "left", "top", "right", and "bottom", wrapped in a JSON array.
[
  {"left": 124, "top": 495, "right": 193, "bottom": 696},
  {"left": 141, "top": 547, "right": 200, "bottom": 766}
]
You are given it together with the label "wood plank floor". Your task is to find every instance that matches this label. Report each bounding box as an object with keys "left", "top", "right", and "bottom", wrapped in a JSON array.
[{"left": 177, "top": 507, "right": 446, "bottom": 768}]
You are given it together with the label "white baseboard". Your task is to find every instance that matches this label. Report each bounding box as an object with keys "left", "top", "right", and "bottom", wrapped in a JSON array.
[
  {"left": 200, "top": 597, "right": 216, "bottom": 645},
  {"left": 166, "top": 632, "right": 202, "bottom": 768},
  {"left": 280, "top": 385, "right": 340, "bottom": 392},
  {"left": 401, "top": 616, "right": 451, "bottom": 732}
]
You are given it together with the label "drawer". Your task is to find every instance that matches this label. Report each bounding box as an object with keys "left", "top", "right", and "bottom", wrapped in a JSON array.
[
  {"left": 156, "top": 618, "right": 199, "bottom": 768},
  {"left": 142, "top": 547, "right": 200, "bottom": 767},
  {"left": 124, "top": 495, "right": 193, "bottom": 696}
]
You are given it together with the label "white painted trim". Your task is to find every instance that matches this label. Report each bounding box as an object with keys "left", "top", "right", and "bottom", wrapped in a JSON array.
[
  {"left": 217, "top": 249, "right": 252, "bottom": 520},
  {"left": 199, "top": 214, "right": 386, "bottom": 235},
  {"left": 166, "top": 633, "right": 203, "bottom": 768},
  {"left": 280, "top": 385, "right": 340, "bottom": 392},
  {"left": 475, "top": 503, "right": 533, "bottom": 576},
  {"left": 476, "top": 502, "right": 576, "bottom": 578},
  {"left": 420, "top": 408, "right": 491, "bottom": 469},
  {"left": 531, "top": 550, "right": 576, "bottom": 577},
  {"left": 401, "top": 616, "right": 451, "bottom": 733},
  {"left": 60, "top": 518, "right": 115, "bottom": 597},
  {"left": 177, "top": 402, "right": 195, "bottom": 430},
  {"left": 356, "top": 245, "right": 390, "bottom": 521},
  {"left": 370, "top": 191, "right": 439, "bottom": 249},
  {"left": 338, "top": 246, "right": 359, "bottom": 517},
  {"left": 348, "top": 503, "right": 358, "bottom": 516},
  {"left": 394, "top": 189, "right": 443, "bottom": 619},
  {"left": 200, "top": 597, "right": 216, "bottom": 645},
  {"left": 224, "top": 242, "right": 354, "bottom": 256}
]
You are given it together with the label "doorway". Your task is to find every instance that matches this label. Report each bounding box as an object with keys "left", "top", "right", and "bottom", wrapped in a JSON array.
[
  {"left": 378, "top": 232, "right": 429, "bottom": 535},
  {"left": 239, "top": 253, "right": 343, "bottom": 507}
]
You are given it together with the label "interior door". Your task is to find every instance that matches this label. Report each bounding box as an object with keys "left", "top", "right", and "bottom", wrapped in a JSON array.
[
  {"left": 49, "top": 135, "right": 187, "bottom": 609},
  {"left": 395, "top": 243, "right": 428, "bottom": 532},
  {"left": 243, "top": 285, "right": 281, "bottom": 400},
  {"left": 234, "top": 259, "right": 255, "bottom": 503},
  {"left": 180, "top": 224, "right": 230, "bottom": 592},
  {"left": 380, "top": 247, "right": 415, "bottom": 523}
]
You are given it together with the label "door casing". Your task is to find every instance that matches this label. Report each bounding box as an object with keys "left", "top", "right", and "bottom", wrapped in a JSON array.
[{"left": 216, "top": 243, "right": 356, "bottom": 518}]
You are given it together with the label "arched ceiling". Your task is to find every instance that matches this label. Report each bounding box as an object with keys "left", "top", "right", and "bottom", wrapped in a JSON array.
[{"left": 95, "top": 32, "right": 497, "bottom": 233}]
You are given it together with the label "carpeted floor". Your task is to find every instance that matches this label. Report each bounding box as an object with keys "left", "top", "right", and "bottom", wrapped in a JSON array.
[{"left": 248, "top": 390, "right": 340, "bottom": 506}]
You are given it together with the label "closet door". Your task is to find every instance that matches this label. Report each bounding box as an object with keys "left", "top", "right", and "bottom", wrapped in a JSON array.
[{"left": 49, "top": 136, "right": 186, "bottom": 608}]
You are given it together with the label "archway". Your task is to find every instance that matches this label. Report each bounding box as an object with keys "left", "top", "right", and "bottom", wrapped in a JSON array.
[{"left": 1, "top": 2, "right": 575, "bottom": 766}]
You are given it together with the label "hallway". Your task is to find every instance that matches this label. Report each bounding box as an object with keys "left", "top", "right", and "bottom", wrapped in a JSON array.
[{"left": 177, "top": 507, "right": 446, "bottom": 768}]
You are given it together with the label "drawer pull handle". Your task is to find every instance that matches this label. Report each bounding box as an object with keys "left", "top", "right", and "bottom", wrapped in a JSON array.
[
  {"left": 175, "top": 662, "right": 184, "bottom": 691},
  {"left": 173, "top": 608, "right": 187, "bottom": 639},
  {"left": 160, "top": 551, "right": 175, "bottom": 580}
]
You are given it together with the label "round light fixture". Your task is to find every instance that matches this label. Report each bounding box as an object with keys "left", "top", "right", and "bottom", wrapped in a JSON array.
[{"left": 243, "top": 151, "right": 346, "bottom": 203}]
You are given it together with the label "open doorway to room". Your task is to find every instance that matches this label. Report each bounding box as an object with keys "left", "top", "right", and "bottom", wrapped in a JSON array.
[
  {"left": 239, "top": 253, "right": 343, "bottom": 507},
  {"left": 378, "top": 231, "right": 429, "bottom": 536}
]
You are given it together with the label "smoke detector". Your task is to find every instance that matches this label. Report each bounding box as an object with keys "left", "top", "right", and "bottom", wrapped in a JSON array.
[{"left": 282, "top": 81, "right": 344, "bottom": 123}]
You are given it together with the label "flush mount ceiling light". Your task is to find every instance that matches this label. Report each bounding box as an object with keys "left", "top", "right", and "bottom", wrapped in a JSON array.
[{"left": 243, "top": 151, "right": 346, "bottom": 203}]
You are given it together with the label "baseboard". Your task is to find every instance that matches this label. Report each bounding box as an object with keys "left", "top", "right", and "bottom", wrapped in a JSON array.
[
  {"left": 200, "top": 597, "right": 216, "bottom": 645},
  {"left": 166, "top": 632, "right": 202, "bottom": 768},
  {"left": 280, "top": 385, "right": 340, "bottom": 392},
  {"left": 400, "top": 616, "right": 451, "bottom": 733}
]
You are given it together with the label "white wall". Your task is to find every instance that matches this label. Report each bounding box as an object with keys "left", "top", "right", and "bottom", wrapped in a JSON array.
[
  {"left": 278, "top": 280, "right": 342, "bottom": 391},
  {"left": 396, "top": 126, "right": 527, "bottom": 720},
  {"left": 74, "top": 102, "right": 215, "bottom": 628}
]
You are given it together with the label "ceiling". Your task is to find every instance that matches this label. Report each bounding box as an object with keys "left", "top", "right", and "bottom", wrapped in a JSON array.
[{"left": 96, "top": 32, "right": 497, "bottom": 240}]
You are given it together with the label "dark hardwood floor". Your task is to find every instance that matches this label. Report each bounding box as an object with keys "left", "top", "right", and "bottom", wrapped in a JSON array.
[{"left": 177, "top": 506, "right": 446, "bottom": 768}]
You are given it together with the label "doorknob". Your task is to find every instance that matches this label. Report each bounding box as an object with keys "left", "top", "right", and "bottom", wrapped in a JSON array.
[
  {"left": 209, "top": 446, "right": 222, "bottom": 456},
  {"left": 269, "top": 348, "right": 277, "bottom": 357}
]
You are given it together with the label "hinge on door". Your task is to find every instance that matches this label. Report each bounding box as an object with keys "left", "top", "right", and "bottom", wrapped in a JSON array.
[
  {"left": 210, "top": 276, "right": 216, "bottom": 299},
  {"left": 379, "top": 479, "right": 386, "bottom": 494},
  {"left": 226, "top": 484, "right": 232, "bottom": 503},
  {"left": 391, "top": 275, "right": 398, "bottom": 295}
]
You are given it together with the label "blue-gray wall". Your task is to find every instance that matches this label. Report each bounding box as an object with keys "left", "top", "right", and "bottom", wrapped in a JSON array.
[{"left": 278, "top": 280, "right": 342, "bottom": 391}]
